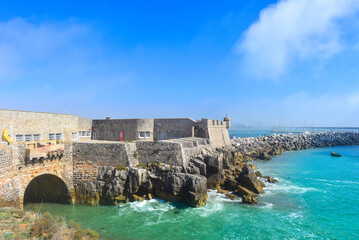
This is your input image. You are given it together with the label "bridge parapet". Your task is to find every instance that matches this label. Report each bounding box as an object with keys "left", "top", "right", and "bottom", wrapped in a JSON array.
[{"left": 25, "top": 143, "right": 64, "bottom": 165}]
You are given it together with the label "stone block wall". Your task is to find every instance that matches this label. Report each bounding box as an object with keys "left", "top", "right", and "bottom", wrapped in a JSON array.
[
  {"left": 136, "top": 141, "right": 185, "bottom": 165},
  {"left": 195, "top": 118, "right": 231, "bottom": 147},
  {"left": 154, "top": 118, "right": 195, "bottom": 140},
  {"left": 71, "top": 142, "right": 129, "bottom": 182},
  {"left": 92, "top": 119, "right": 154, "bottom": 141}
]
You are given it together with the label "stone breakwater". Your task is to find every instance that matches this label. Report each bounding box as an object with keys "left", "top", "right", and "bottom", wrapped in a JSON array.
[
  {"left": 75, "top": 132, "right": 359, "bottom": 207},
  {"left": 231, "top": 131, "right": 359, "bottom": 160}
]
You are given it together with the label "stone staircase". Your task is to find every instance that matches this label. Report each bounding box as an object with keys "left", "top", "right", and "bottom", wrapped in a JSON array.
[{"left": 125, "top": 142, "right": 138, "bottom": 166}]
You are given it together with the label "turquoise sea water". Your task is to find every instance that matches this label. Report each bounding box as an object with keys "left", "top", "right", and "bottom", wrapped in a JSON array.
[{"left": 25, "top": 146, "right": 359, "bottom": 240}]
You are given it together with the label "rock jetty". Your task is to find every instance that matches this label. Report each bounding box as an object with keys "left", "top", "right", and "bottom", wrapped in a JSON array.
[{"left": 75, "top": 132, "right": 359, "bottom": 207}]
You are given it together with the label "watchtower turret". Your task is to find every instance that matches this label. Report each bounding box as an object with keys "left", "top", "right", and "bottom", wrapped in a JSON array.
[{"left": 223, "top": 114, "right": 231, "bottom": 129}]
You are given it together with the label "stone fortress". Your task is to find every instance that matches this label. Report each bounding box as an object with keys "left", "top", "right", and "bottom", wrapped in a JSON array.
[
  {"left": 1, "top": 109, "right": 358, "bottom": 209},
  {"left": 0, "top": 109, "right": 231, "bottom": 208}
]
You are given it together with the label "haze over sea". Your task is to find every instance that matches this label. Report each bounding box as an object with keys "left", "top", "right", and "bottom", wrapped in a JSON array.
[{"left": 25, "top": 130, "right": 359, "bottom": 240}]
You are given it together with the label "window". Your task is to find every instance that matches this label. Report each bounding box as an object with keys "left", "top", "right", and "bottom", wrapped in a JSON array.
[
  {"left": 80, "top": 131, "right": 91, "bottom": 137},
  {"left": 15, "top": 135, "right": 23, "bottom": 142},
  {"left": 48, "top": 133, "right": 55, "bottom": 140},
  {"left": 72, "top": 132, "right": 77, "bottom": 140},
  {"left": 25, "top": 134, "right": 32, "bottom": 142},
  {"left": 33, "top": 134, "right": 41, "bottom": 141},
  {"left": 56, "top": 133, "right": 62, "bottom": 140},
  {"left": 139, "top": 131, "right": 150, "bottom": 139}
]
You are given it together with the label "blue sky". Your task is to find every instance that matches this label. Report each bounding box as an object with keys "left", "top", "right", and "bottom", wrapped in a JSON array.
[{"left": 1, "top": 0, "right": 359, "bottom": 127}]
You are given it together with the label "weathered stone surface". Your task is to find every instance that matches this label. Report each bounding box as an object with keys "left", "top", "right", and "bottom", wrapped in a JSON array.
[
  {"left": 204, "top": 153, "right": 224, "bottom": 189},
  {"left": 241, "top": 195, "right": 257, "bottom": 204},
  {"left": 207, "top": 173, "right": 224, "bottom": 189},
  {"left": 191, "top": 158, "right": 206, "bottom": 176},
  {"left": 236, "top": 185, "right": 257, "bottom": 198},
  {"left": 126, "top": 168, "right": 152, "bottom": 195},
  {"left": 225, "top": 193, "right": 237, "bottom": 200},
  {"left": 255, "top": 171, "right": 262, "bottom": 177},
  {"left": 265, "top": 176, "right": 278, "bottom": 183},
  {"left": 237, "top": 164, "right": 264, "bottom": 194},
  {"left": 258, "top": 152, "right": 271, "bottom": 160},
  {"left": 204, "top": 152, "right": 223, "bottom": 174},
  {"left": 155, "top": 172, "right": 207, "bottom": 207}
]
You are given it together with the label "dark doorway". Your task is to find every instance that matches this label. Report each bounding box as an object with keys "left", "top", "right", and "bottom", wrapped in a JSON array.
[{"left": 23, "top": 174, "right": 70, "bottom": 205}]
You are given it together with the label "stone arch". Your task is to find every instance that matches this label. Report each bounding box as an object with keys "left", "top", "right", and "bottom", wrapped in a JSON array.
[{"left": 23, "top": 174, "right": 71, "bottom": 205}]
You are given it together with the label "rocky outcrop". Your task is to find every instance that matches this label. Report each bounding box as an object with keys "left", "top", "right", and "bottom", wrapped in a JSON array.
[
  {"left": 75, "top": 132, "right": 359, "bottom": 207},
  {"left": 74, "top": 165, "right": 207, "bottom": 207},
  {"left": 155, "top": 172, "right": 207, "bottom": 207}
]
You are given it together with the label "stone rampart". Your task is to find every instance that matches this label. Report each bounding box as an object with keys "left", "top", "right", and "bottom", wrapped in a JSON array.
[{"left": 136, "top": 141, "right": 185, "bottom": 165}]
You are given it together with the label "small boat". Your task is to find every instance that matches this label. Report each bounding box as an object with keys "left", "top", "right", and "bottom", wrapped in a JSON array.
[{"left": 331, "top": 152, "right": 342, "bottom": 157}]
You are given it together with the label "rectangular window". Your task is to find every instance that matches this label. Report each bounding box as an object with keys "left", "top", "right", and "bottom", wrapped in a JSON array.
[
  {"left": 139, "top": 132, "right": 145, "bottom": 138},
  {"left": 15, "top": 135, "right": 23, "bottom": 142},
  {"left": 79, "top": 131, "right": 91, "bottom": 137},
  {"left": 48, "top": 133, "right": 55, "bottom": 140},
  {"left": 25, "top": 134, "right": 32, "bottom": 142},
  {"left": 72, "top": 132, "right": 77, "bottom": 140},
  {"left": 56, "top": 133, "right": 62, "bottom": 140},
  {"left": 33, "top": 134, "right": 41, "bottom": 141},
  {"left": 145, "top": 131, "right": 150, "bottom": 138}
]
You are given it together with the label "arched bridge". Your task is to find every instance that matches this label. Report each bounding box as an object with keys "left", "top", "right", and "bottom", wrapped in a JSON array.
[{"left": 0, "top": 142, "right": 75, "bottom": 208}]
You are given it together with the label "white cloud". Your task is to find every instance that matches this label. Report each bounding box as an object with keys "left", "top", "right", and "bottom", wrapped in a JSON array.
[
  {"left": 0, "top": 18, "right": 91, "bottom": 82},
  {"left": 236, "top": 0, "right": 359, "bottom": 80}
]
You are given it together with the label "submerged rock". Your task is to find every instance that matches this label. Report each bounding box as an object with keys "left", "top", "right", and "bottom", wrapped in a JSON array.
[
  {"left": 264, "top": 176, "right": 278, "bottom": 183},
  {"left": 225, "top": 193, "right": 237, "bottom": 200},
  {"left": 241, "top": 195, "right": 257, "bottom": 204}
]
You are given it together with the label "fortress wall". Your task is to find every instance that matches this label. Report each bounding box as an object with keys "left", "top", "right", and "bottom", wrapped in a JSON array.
[
  {"left": 71, "top": 142, "right": 129, "bottom": 183},
  {"left": 136, "top": 141, "right": 185, "bottom": 165},
  {"left": 196, "top": 119, "right": 231, "bottom": 147},
  {"left": 0, "top": 143, "right": 24, "bottom": 207},
  {"left": 92, "top": 119, "right": 154, "bottom": 141},
  {"left": 208, "top": 126, "right": 231, "bottom": 147},
  {"left": 71, "top": 141, "right": 130, "bottom": 205},
  {"left": 0, "top": 109, "right": 92, "bottom": 142},
  {"left": 78, "top": 117, "right": 93, "bottom": 131},
  {"left": 154, "top": 118, "right": 195, "bottom": 140}
]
